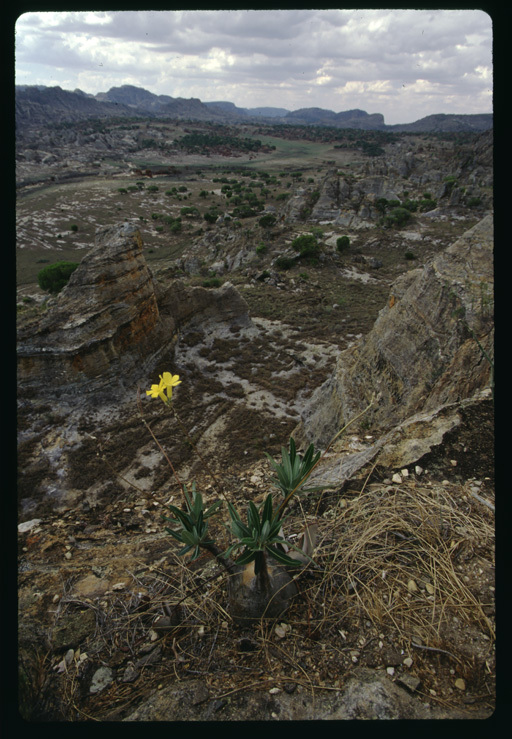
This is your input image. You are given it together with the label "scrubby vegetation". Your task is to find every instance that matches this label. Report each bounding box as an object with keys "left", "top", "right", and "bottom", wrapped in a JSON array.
[{"left": 37, "top": 261, "right": 79, "bottom": 294}]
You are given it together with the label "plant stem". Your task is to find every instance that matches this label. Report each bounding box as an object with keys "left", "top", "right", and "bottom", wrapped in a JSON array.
[
  {"left": 275, "top": 396, "right": 376, "bottom": 521},
  {"left": 137, "top": 387, "right": 185, "bottom": 496},
  {"left": 202, "top": 542, "right": 237, "bottom": 574},
  {"left": 171, "top": 406, "right": 226, "bottom": 499}
]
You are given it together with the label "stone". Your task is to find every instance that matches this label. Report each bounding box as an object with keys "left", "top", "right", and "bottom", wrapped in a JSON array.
[
  {"left": 296, "top": 215, "right": 493, "bottom": 449},
  {"left": 90, "top": 666, "right": 114, "bottom": 694},
  {"left": 17, "top": 223, "right": 251, "bottom": 399},
  {"left": 396, "top": 672, "right": 421, "bottom": 693},
  {"left": 51, "top": 609, "right": 97, "bottom": 651},
  {"left": 18, "top": 519, "right": 42, "bottom": 533}
]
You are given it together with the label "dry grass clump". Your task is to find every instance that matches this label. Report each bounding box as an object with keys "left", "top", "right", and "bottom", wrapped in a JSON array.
[
  {"left": 307, "top": 479, "right": 495, "bottom": 647},
  {"left": 47, "top": 476, "right": 494, "bottom": 720}
]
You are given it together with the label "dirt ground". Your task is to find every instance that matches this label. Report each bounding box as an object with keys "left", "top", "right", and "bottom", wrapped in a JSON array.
[{"left": 16, "top": 144, "right": 494, "bottom": 721}]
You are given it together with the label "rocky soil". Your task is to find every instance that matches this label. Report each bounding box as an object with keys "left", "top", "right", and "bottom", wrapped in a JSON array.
[{"left": 15, "top": 123, "right": 494, "bottom": 722}]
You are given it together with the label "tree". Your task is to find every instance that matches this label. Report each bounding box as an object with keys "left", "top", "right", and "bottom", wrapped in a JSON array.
[
  {"left": 37, "top": 261, "right": 79, "bottom": 294},
  {"left": 383, "top": 207, "right": 412, "bottom": 229},
  {"left": 336, "top": 235, "right": 350, "bottom": 252},
  {"left": 259, "top": 213, "right": 276, "bottom": 229},
  {"left": 291, "top": 234, "right": 320, "bottom": 259}
]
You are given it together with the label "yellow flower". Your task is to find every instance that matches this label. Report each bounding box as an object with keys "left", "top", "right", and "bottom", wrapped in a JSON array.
[
  {"left": 146, "top": 382, "right": 167, "bottom": 403},
  {"left": 146, "top": 372, "right": 182, "bottom": 404},
  {"left": 160, "top": 372, "right": 181, "bottom": 401}
]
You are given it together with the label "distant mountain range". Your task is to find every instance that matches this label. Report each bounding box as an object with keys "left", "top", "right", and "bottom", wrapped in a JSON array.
[{"left": 15, "top": 83, "right": 493, "bottom": 133}]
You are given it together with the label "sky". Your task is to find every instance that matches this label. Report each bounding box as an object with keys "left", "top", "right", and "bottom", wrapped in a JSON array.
[{"left": 14, "top": 9, "right": 493, "bottom": 125}]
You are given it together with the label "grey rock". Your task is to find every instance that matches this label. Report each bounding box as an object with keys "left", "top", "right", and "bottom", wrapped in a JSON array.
[
  {"left": 296, "top": 215, "right": 493, "bottom": 448},
  {"left": 90, "top": 666, "right": 114, "bottom": 694}
]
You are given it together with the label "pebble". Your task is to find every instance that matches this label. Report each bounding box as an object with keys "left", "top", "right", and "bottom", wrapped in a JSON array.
[
  {"left": 396, "top": 673, "right": 421, "bottom": 693},
  {"left": 415, "top": 466, "right": 423, "bottom": 476},
  {"left": 403, "top": 657, "right": 413, "bottom": 668},
  {"left": 386, "top": 667, "right": 395, "bottom": 676},
  {"left": 90, "top": 666, "right": 113, "bottom": 694},
  {"left": 455, "top": 678, "right": 466, "bottom": 690},
  {"left": 64, "top": 551, "right": 72, "bottom": 560},
  {"left": 18, "top": 519, "right": 42, "bottom": 533},
  {"left": 392, "top": 473, "right": 402, "bottom": 484},
  {"left": 407, "top": 579, "right": 418, "bottom": 593}
]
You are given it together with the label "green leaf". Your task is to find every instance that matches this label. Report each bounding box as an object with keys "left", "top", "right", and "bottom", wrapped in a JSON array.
[
  {"left": 266, "top": 544, "right": 302, "bottom": 567},
  {"left": 261, "top": 493, "right": 273, "bottom": 523},
  {"left": 235, "top": 549, "right": 257, "bottom": 566},
  {"left": 204, "top": 500, "right": 223, "bottom": 519},
  {"left": 165, "top": 527, "right": 186, "bottom": 543},
  {"left": 261, "top": 519, "right": 270, "bottom": 541},
  {"left": 247, "top": 501, "right": 261, "bottom": 533}
]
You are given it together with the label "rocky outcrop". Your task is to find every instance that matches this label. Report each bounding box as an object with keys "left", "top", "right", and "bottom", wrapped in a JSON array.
[
  {"left": 17, "top": 223, "right": 250, "bottom": 397},
  {"left": 297, "top": 214, "right": 494, "bottom": 449}
]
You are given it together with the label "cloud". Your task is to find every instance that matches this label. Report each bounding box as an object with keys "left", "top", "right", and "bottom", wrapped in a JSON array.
[{"left": 14, "top": 9, "right": 492, "bottom": 124}]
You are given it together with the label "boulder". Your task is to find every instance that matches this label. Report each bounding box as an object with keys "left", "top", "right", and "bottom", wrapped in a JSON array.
[
  {"left": 17, "top": 223, "right": 250, "bottom": 398},
  {"left": 296, "top": 214, "right": 493, "bottom": 448}
]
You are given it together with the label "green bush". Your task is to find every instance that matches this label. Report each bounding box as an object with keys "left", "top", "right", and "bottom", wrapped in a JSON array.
[
  {"left": 291, "top": 234, "right": 320, "bottom": 259},
  {"left": 204, "top": 210, "right": 219, "bottom": 224},
  {"left": 37, "top": 261, "right": 79, "bottom": 294},
  {"left": 70, "top": 224, "right": 79, "bottom": 232},
  {"left": 202, "top": 277, "right": 222, "bottom": 288},
  {"left": 259, "top": 213, "right": 277, "bottom": 229},
  {"left": 336, "top": 235, "right": 350, "bottom": 252},
  {"left": 275, "top": 255, "right": 296, "bottom": 270},
  {"left": 402, "top": 199, "right": 418, "bottom": 212},
  {"left": 419, "top": 198, "right": 437, "bottom": 212},
  {"left": 383, "top": 207, "right": 412, "bottom": 229}
]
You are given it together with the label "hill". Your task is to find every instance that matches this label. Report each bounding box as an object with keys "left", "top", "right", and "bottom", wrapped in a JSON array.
[{"left": 15, "top": 83, "right": 492, "bottom": 133}]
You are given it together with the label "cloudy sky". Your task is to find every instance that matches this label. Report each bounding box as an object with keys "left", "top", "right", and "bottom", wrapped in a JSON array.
[{"left": 14, "top": 9, "right": 493, "bottom": 125}]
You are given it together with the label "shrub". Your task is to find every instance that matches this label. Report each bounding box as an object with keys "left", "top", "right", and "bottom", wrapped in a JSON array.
[
  {"left": 404, "top": 251, "right": 417, "bottom": 260},
  {"left": 259, "top": 213, "right": 277, "bottom": 229},
  {"left": 202, "top": 277, "right": 222, "bottom": 288},
  {"left": 146, "top": 185, "right": 159, "bottom": 193},
  {"left": 37, "top": 261, "right": 79, "bottom": 294},
  {"left": 291, "top": 234, "right": 319, "bottom": 259},
  {"left": 204, "top": 211, "right": 219, "bottom": 224},
  {"left": 383, "top": 207, "right": 412, "bottom": 228},
  {"left": 180, "top": 206, "right": 199, "bottom": 217},
  {"left": 275, "top": 255, "right": 296, "bottom": 270},
  {"left": 375, "top": 197, "right": 389, "bottom": 214},
  {"left": 402, "top": 199, "right": 418, "bottom": 212},
  {"left": 467, "top": 197, "right": 482, "bottom": 208},
  {"left": 336, "top": 235, "right": 350, "bottom": 252},
  {"left": 419, "top": 198, "right": 437, "bottom": 212},
  {"left": 70, "top": 224, "right": 79, "bottom": 232}
]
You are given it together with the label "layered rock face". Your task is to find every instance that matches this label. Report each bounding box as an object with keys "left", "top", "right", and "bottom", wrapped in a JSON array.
[
  {"left": 297, "top": 214, "right": 494, "bottom": 448},
  {"left": 17, "top": 223, "right": 249, "bottom": 397}
]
